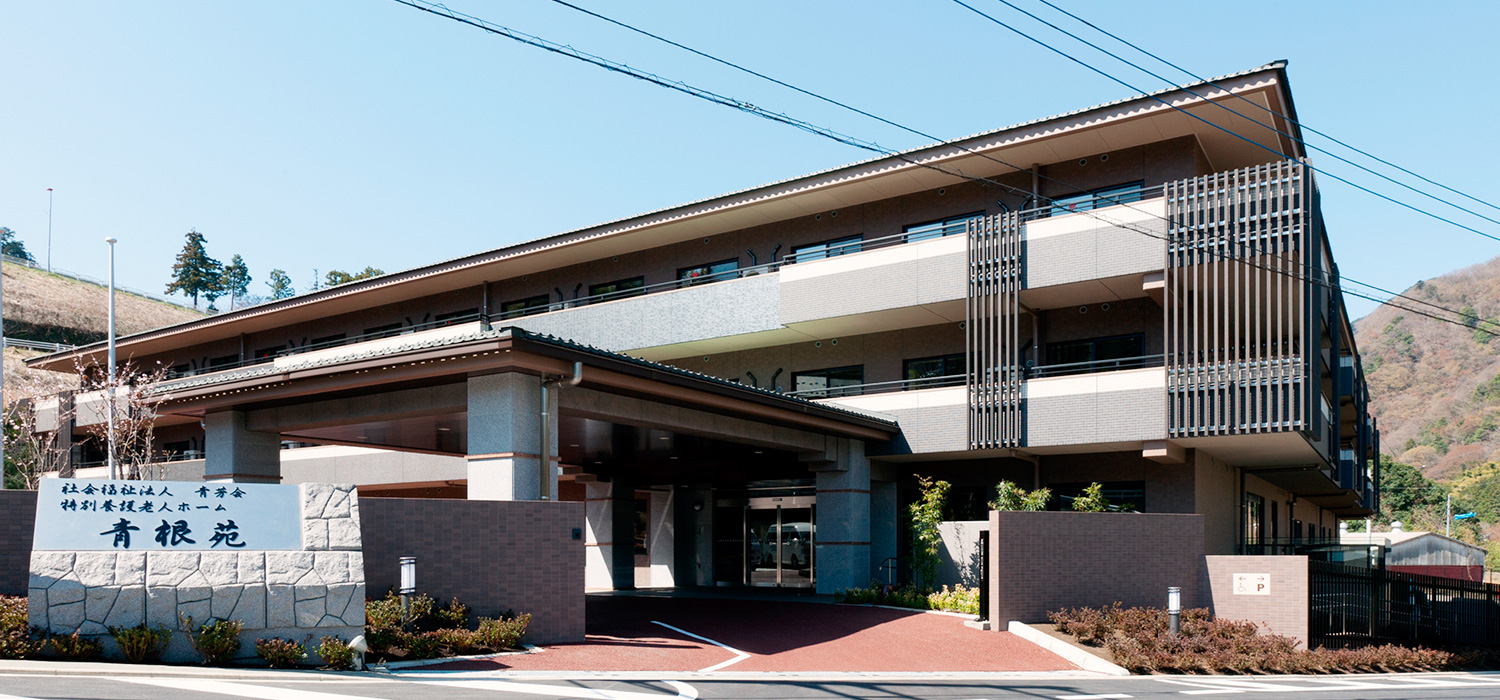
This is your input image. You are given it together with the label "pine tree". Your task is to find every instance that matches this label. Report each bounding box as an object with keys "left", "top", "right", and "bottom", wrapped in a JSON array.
[
  {"left": 266, "top": 268, "right": 294, "bottom": 300},
  {"left": 324, "top": 266, "right": 385, "bottom": 287},
  {"left": 0, "top": 227, "right": 33, "bottom": 261},
  {"left": 221, "top": 254, "right": 252, "bottom": 310},
  {"left": 164, "top": 229, "right": 223, "bottom": 308}
]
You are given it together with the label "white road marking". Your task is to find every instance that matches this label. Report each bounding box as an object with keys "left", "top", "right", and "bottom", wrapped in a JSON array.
[
  {"left": 1157, "top": 673, "right": 1500, "bottom": 694},
  {"left": 650, "top": 619, "right": 751, "bottom": 673},
  {"left": 118, "top": 677, "right": 392, "bottom": 700},
  {"left": 0, "top": 693, "right": 46, "bottom": 700},
  {"left": 1055, "top": 694, "right": 1132, "bottom": 699},
  {"left": 414, "top": 678, "right": 698, "bottom": 699}
]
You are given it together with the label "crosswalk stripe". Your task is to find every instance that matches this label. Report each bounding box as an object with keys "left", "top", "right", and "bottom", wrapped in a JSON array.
[
  {"left": 412, "top": 679, "right": 699, "bottom": 699},
  {"left": 119, "top": 678, "right": 393, "bottom": 700}
]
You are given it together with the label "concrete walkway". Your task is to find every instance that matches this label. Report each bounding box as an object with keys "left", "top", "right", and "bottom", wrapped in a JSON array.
[{"left": 423, "top": 593, "right": 1078, "bottom": 673}]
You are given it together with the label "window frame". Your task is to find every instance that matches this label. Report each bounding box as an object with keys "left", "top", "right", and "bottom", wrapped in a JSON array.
[
  {"left": 500, "top": 294, "right": 552, "bottom": 320},
  {"left": 1047, "top": 181, "right": 1146, "bottom": 217},
  {"left": 677, "top": 258, "right": 740, "bottom": 286},
  {"left": 902, "top": 211, "right": 984, "bottom": 243},
  {"left": 433, "top": 308, "right": 479, "bottom": 327},
  {"left": 790, "top": 365, "right": 865, "bottom": 397},
  {"left": 790, "top": 235, "right": 863, "bottom": 263},
  {"left": 587, "top": 276, "right": 646, "bottom": 303},
  {"left": 901, "top": 353, "right": 965, "bottom": 389}
]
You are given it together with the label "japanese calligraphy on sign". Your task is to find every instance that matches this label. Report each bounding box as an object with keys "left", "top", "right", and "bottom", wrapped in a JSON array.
[{"left": 33, "top": 479, "right": 302, "bottom": 551}]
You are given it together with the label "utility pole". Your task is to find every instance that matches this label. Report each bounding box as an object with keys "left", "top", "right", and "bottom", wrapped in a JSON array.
[
  {"left": 1446, "top": 493, "right": 1452, "bottom": 537},
  {"left": 46, "top": 188, "right": 54, "bottom": 273},
  {"left": 106, "top": 237, "right": 117, "bottom": 481}
]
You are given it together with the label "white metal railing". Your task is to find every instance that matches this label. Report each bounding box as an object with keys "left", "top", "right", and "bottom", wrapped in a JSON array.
[
  {"left": 2, "top": 252, "right": 194, "bottom": 309},
  {"left": 2, "top": 337, "right": 76, "bottom": 353}
]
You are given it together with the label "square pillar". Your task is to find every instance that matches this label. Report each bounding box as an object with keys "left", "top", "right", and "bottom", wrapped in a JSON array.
[
  {"left": 812, "top": 438, "right": 870, "bottom": 595},
  {"left": 584, "top": 480, "right": 616, "bottom": 589},
  {"left": 466, "top": 372, "right": 558, "bottom": 501},
  {"left": 203, "top": 410, "right": 281, "bottom": 483},
  {"left": 870, "top": 480, "right": 898, "bottom": 586},
  {"left": 610, "top": 478, "right": 636, "bottom": 590},
  {"left": 647, "top": 489, "right": 675, "bottom": 587}
]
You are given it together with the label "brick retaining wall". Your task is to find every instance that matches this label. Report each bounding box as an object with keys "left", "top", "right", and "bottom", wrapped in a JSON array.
[
  {"left": 988, "top": 511, "right": 1206, "bottom": 624},
  {"left": 359, "top": 498, "right": 584, "bottom": 643},
  {"left": 0, "top": 490, "right": 38, "bottom": 596},
  {"left": 1204, "top": 555, "right": 1309, "bottom": 647}
]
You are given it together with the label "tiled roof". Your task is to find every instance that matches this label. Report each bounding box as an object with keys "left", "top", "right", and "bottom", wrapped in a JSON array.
[{"left": 148, "top": 325, "right": 898, "bottom": 428}]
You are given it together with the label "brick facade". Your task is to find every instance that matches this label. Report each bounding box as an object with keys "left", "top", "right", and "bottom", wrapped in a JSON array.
[
  {"left": 359, "top": 498, "right": 584, "bottom": 643},
  {"left": 1203, "top": 555, "right": 1309, "bottom": 647},
  {"left": 988, "top": 511, "right": 1205, "bottom": 624},
  {"left": 0, "top": 490, "right": 38, "bottom": 596}
]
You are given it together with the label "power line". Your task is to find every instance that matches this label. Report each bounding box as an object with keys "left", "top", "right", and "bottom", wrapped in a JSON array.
[
  {"left": 985, "top": 0, "right": 1500, "bottom": 232},
  {"left": 949, "top": 0, "right": 1500, "bottom": 245},
  {"left": 1030, "top": 0, "right": 1500, "bottom": 217},
  {"left": 540, "top": 1, "right": 1486, "bottom": 329},
  {"left": 391, "top": 0, "right": 1481, "bottom": 335}
]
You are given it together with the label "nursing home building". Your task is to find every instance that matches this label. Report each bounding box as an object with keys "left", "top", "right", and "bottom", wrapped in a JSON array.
[{"left": 27, "top": 62, "right": 1379, "bottom": 595}]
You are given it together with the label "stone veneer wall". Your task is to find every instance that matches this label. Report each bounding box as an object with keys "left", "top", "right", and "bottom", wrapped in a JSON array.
[{"left": 27, "top": 483, "right": 365, "bottom": 663}]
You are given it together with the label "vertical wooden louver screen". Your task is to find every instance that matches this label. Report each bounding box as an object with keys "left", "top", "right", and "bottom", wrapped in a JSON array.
[
  {"left": 967, "top": 212, "right": 1024, "bottom": 449},
  {"left": 1165, "top": 161, "right": 1313, "bottom": 437}
]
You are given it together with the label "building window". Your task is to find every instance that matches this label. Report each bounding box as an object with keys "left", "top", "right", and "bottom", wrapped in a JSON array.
[
  {"left": 500, "top": 294, "right": 551, "bottom": 320},
  {"left": 253, "top": 345, "right": 284, "bottom": 359},
  {"left": 1042, "top": 334, "right": 1146, "bottom": 375},
  {"left": 588, "top": 277, "right": 646, "bottom": 303},
  {"left": 363, "top": 322, "right": 403, "bottom": 339},
  {"left": 678, "top": 259, "right": 739, "bottom": 286},
  {"left": 309, "top": 334, "right": 346, "bottom": 349},
  {"left": 434, "top": 308, "right": 478, "bottom": 326},
  {"left": 208, "top": 354, "right": 239, "bottom": 369},
  {"left": 790, "top": 235, "right": 862, "bottom": 263},
  {"left": 1244, "top": 493, "right": 1265, "bottom": 546},
  {"left": 169, "top": 363, "right": 191, "bottom": 376},
  {"left": 902, "top": 353, "right": 965, "bottom": 389},
  {"left": 1048, "top": 181, "right": 1146, "bottom": 217},
  {"left": 903, "top": 212, "right": 984, "bottom": 243},
  {"left": 791, "top": 365, "right": 863, "bottom": 397}
]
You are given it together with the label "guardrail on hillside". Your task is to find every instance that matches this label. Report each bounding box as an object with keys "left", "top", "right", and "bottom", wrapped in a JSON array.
[
  {"left": 2, "top": 253, "right": 194, "bottom": 309},
  {"left": 1, "top": 337, "right": 76, "bottom": 353}
]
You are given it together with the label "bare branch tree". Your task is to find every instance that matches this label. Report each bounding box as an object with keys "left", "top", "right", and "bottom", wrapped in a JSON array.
[
  {"left": 3, "top": 393, "right": 77, "bottom": 489},
  {"left": 72, "top": 360, "right": 173, "bottom": 481}
]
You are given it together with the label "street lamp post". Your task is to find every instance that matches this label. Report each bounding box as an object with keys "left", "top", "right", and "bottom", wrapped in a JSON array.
[
  {"left": 46, "top": 188, "right": 54, "bottom": 273},
  {"left": 106, "top": 237, "right": 117, "bottom": 481}
]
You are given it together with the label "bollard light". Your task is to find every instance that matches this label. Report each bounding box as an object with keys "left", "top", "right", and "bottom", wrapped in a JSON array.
[
  {"left": 399, "top": 556, "right": 417, "bottom": 595},
  {"left": 1167, "top": 586, "right": 1182, "bottom": 636}
]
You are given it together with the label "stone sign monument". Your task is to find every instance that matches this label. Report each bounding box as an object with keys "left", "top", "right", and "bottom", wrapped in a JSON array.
[{"left": 28, "top": 479, "right": 365, "bottom": 662}]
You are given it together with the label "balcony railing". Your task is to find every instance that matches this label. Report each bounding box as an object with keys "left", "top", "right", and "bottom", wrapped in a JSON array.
[
  {"left": 783, "top": 373, "right": 966, "bottom": 399},
  {"left": 1027, "top": 354, "right": 1165, "bottom": 379},
  {"left": 496, "top": 261, "right": 783, "bottom": 320}
]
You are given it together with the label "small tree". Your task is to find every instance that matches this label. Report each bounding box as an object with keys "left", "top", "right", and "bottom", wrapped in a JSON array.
[
  {"left": 990, "top": 480, "right": 1051, "bottom": 511},
  {"left": 324, "top": 266, "right": 385, "bottom": 287},
  {"left": 164, "top": 229, "right": 223, "bottom": 308},
  {"left": 0, "top": 227, "right": 33, "bottom": 261},
  {"left": 71, "top": 360, "right": 173, "bottom": 480},
  {"left": 908, "top": 474, "right": 951, "bottom": 591},
  {"left": 221, "top": 254, "right": 251, "bottom": 310},
  {"left": 266, "top": 268, "right": 294, "bottom": 300},
  {"left": 4, "top": 391, "right": 77, "bottom": 488},
  {"left": 1071, "top": 482, "right": 1112, "bottom": 512}
]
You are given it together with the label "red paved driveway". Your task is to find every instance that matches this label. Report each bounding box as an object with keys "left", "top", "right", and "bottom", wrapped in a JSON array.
[{"left": 431, "top": 595, "right": 1076, "bottom": 673}]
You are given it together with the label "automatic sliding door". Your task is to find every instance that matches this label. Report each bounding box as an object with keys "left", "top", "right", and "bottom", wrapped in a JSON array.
[{"left": 747, "top": 507, "right": 779, "bottom": 586}]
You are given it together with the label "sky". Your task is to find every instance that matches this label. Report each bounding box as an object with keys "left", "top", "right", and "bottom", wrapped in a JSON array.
[{"left": 3, "top": 0, "right": 1499, "bottom": 319}]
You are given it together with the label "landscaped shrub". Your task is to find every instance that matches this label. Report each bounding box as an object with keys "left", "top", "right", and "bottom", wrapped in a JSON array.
[
  {"left": 182, "top": 616, "right": 243, "bottom": 666},
  {"left": 109, "top": 623, "right": 171, "bottom": 663},
  {"left": 254, "top": 637, "right": 307, "bottom": 668},
  {"left": 316, "top": 636, "right": 358, "bottom": 671},
  {"left": 396, "top": 630, "right": 443, "bottom": 660},
  {"left": 476, "top": 613, "right": 530, "bottom": 650},
  {"left": 1050, "top": 604, "right": 1456, "bottom": 674},
  {"left": 0, "top": 596, "right": 43, "bottom": 660},
  {"left": 836, "top": 583, "right": 981, "bottom": 614},
  {"left": 927, "top": 585, "right": 981, "bottom": 615},
  {"left": 365, "top": 590, "right": 437, "bottom": 652},
  {"left": 433, "top": 597, "right": 469, "bottom": 629},
  {"left": 436, "top": 627, "right": 481, "bottom": 655},
  {"left": 48, "top": 631, "right": 103, "bottom": 661}
]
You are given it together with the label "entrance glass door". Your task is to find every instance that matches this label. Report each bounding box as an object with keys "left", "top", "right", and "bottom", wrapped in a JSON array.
[{"left": 715, "top": 495, "right": 815, "bottom": 588}]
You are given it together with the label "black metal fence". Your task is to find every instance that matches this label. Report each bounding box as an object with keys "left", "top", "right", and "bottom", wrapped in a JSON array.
[{"left": 1309, "top": 559, "right": 1500, "bottom": 649}]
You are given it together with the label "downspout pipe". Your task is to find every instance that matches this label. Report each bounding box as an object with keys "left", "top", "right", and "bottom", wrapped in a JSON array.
[{"left": 539, "top": 362, "right": 584, "bottom": 501}]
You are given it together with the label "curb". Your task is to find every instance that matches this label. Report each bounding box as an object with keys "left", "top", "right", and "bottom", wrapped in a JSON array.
[
  {"left": 0, "top": 659, "right": 367, "bottom": 681},
  {"left": 1005, "top": 621, "right": 1130, "bottom": 677},
  {"left": 373, "top": 645, "right": 542, "bottom": 670}
]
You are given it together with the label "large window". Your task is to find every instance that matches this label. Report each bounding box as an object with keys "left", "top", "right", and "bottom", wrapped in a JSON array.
[
  {"left": 1244, "top": 493, "right": 1265, "bottom": 546},
  {"left": 1042, "top": 334, "right": 1145, "bottom": 375},
  {"left": 588, "top": 277, "right": 645, "bottom": 303},
  {"left": 791, "top": 235, "right": 862, "bottom": 263},
  {"left": 434, "top": 308, "right": 478, "bottom": 326},
  {"left": 903, "top": 212, "right": 984, "bottom": 243},
  {"left": 791, "top": 365, "right": 864, "bottom": 397},
  {"left": 208, "top": 354, "right": 239, "bottom": 369},
  {"left": 363, "top": 322, "right": 403, "bottom": 340},
  {"left": 902, "top": 353, "right": 965, "bottom": 389},
  {"left": 1048, "top": 181, "right": 1146, "bottom": 217},
  {"left": 500, "top": 294, "right": 551, "bottom": 320},
  {"left": 678, "top": 259, "right": 739, "bottom": 286},
  {"left": 308, "top": 334, "right": 346, "bottom": 349},
  {"left": 253, "top": 345, "right": 284, "bottom": 360},
  {"left": 1049, "top": 481, "right": 1146, "bottom": 512}
]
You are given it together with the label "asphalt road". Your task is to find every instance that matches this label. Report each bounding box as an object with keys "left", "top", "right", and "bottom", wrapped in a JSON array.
[{"left": 3, "top": 671, "right": 1500, "bottom": 700}]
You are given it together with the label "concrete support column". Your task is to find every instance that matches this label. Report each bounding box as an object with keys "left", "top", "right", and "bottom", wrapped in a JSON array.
[
  {"left": 647, "top": 489, "right": 675, "bottom": 587},
  {"left": 584, "top": 480, "right": 616, "bottom": 590},
  {"left": 610, "top": 477, "right": 636, "bottom": 590},
  {"left": 812, "top": 438, "right": 870, "bottom": 595},
  {"left": 870, "top": 480, "right": 898, "bottom": 586},
  {"left": 466, "top": 372, "right": 557, "bottom": 501},
  {"left": 203, "top": 410, "right": 282, "bottom": 483}
]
